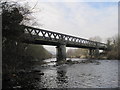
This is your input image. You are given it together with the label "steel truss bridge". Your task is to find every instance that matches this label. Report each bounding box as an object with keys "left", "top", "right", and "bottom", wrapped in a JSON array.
[{"left": 21, "top": 25, "right": 108, "bottom": 61}]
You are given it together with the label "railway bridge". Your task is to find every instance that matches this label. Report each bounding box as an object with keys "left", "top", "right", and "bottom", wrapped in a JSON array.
[{"left": 21, "top": 25, "right": 108, "bottom": 61}]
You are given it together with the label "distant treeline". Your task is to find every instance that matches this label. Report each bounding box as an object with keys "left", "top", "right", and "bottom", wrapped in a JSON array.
[
  {"left": 66, "top": 35, "right": 120, "bottom": 60},
  {"left": 67, "top": 48, "right": 89, "bottom": 59}
]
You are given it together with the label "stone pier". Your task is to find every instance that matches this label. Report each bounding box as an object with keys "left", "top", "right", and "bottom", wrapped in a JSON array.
[
  {"left": 89, "top": 48, "right": 99, "bottom": 59},
  {"left": 56, "top": 44, "right": 66, "bottom": 62},
  {"left": 95, "top": 48, "right": 99, "bottom": 59},
  {"left": 89, "top": 49, "right": 94, "bottom": 58}
]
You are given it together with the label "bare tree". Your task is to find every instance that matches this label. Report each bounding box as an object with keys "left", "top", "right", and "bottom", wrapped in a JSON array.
[{"left": 89, "top": 36, "right": 102, "bottom": 42}]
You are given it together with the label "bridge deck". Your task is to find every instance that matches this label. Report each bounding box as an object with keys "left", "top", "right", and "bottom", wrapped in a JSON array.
[{"left": 21, "top": 25, "right": 107, "bottom": 50}]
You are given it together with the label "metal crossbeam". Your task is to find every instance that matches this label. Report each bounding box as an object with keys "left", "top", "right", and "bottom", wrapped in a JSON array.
[{"left": 22, "top": 25, "right": 107, "bottom": 50}]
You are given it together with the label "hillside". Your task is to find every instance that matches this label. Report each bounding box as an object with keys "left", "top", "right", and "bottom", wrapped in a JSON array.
[{"left": 26, "top": 44, "right": 52, "bottom": 60}]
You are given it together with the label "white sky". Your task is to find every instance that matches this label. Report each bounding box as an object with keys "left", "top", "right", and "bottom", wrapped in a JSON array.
[{"left": 7, "top": 0, "right": 119, "bottom": 53}]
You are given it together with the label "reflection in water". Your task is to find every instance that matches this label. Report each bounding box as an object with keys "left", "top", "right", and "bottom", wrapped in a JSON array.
[{"left": 56, "top": 66, "right": 68, "bottom": 88}]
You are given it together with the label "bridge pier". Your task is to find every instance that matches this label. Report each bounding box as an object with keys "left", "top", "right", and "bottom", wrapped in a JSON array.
[
  {"left": 89, "top": 49, "right": 94, "bottom": 58},
  {"left": 56, "top": 44, "right": 66, "bottom": 62},
  {"left": 89, "top": 48, "right": 99, "bottom": 59},
  {"left": 95, "top": 48, "right": 99, "bottom": 59}
]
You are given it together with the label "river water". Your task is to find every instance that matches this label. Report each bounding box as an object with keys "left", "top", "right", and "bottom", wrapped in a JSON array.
[{"left": 32, "top": 58, "right": 118, "bottom": 88}]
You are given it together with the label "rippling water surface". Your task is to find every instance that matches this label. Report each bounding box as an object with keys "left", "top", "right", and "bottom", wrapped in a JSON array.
[{"left": 33, "top": 58, "right": 118, "bottom": 88}]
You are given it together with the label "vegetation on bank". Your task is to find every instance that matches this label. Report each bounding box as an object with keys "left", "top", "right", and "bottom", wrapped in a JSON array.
[
  {"left": 26, "top": 44, "right": 52, "bottom": 60},
  {"left": 2, "top": 1, "right": 52, "bottom": 74},
  {"left": 67, "top": 35, "right": 119, "bottom": 60},
  {"left": 106, "top": 35, "right": 119, "bottom": 60},
  {"left": 1, "top": 1, "right": 52, "bottom": 89}
]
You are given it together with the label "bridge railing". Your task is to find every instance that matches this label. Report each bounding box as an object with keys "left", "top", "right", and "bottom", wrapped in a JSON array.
[{"left": 23, "top": 25, "right": 107, "bottom": 49}]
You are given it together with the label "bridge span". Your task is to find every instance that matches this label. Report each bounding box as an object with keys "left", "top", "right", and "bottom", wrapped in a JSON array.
[{"left": 21, "top": 25, "right": 108, "bottom": 61}]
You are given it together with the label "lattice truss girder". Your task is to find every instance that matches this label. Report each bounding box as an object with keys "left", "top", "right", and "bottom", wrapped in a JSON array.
[{"left": 24, "top": 26, "right": 107, "bottom": 49}]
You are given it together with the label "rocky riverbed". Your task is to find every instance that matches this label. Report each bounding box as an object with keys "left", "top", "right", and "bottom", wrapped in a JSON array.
[{"left": 2, "top": 59, "right": 119, "bottom": 89}]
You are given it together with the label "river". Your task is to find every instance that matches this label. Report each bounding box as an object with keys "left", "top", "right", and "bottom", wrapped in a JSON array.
[{"left": 32, "top": 58, "right": 118, "bottom": 88}]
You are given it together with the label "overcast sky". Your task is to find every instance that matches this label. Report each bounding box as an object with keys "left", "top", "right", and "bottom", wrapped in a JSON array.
[{"left": 8, "top": 0, "right": 118, "bottom": 53}]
